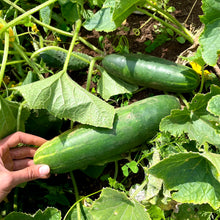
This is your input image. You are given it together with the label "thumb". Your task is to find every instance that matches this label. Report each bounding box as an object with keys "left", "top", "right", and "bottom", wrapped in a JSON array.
[{"left": 11, "top": 164, "right": 50, "bottom": 187}]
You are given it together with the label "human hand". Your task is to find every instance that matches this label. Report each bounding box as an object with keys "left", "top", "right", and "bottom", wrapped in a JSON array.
[{"left": 0, "top": 131, "right": 50, "bottom": 202}]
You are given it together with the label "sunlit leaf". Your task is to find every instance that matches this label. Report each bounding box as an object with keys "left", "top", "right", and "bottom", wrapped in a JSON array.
[
  {"left": 149, "top": 152, "right": 220, "bottom": 209},
  {"left": 89, "top": 188, "right": 151, "bottom": 219},
  {"left": 5, "top": 207, "right": 61, "bottom": 220},
  {"left": 199, "top": 18, "right": 220, "bottom": 66},
  {"left": 14, "top": 71, "right": 115, "bottom": 128},
  {"left": 160, "top": 85, "right": 220, "bottom": 148},
  {"left": 207, "top": 95, "right": 220, "bottom": 117}
]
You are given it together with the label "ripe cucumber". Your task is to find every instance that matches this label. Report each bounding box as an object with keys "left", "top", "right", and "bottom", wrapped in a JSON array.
[
  {"left": 34, "top": 95, "right": 180, "bottom": 174},
  {"left": 102, "top": 53, "right": 200, "bottom": 93},
  {"left": 39, "top": 49, "right": 91, "bottom": 71}
]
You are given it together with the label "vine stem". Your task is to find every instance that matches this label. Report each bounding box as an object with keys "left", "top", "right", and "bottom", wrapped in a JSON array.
[
  {"left": 0, "top": 0, "right": 57, "bottom": 35},
  {"left": 63, "top": 189, "right": 102, "bottom": 220},
  {"left": 31, "top": 46, "right": 91, "bottom": 65},
  {"left": 199, "top": 66, "right": 205, "bottom": 93},
  {"left": 12, "top": 42, "right": 44, "bottom": 80},
  {"left": 0, "top": 60, "right": 26, "bottom": 67},
  {"left": 70, "top": 172, "right": 81, "bottom": 220},
  {"left": 86, "top": 57, "right": 103, "bottom": 91},
  {"left": 63, "top": 19, "right": 82, "bottom": 73},
  {"left": 17, "top": 100, "right": 27, "bottom": 131},
  {"left": 137, "top": 7, "right": 194, "bottom": 44},
  {"left": 3, "top": 0, "right": 104, "bottom": 55},
  {"left": 145, "top": 0, "right": 194, "bottom": 42},
  {"left": 0, "top": 30, "right": 9, "bottom": 87}
]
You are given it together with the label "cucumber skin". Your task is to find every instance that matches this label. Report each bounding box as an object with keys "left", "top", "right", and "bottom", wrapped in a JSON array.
[
  {"left": 39, "top": 50, "right": 91, "bottom": 71},
  {"left": 102, "top": 53, "right": 200, "bottom": 93},
  {"left": 34, "top": 95, "right": 180, "bottom": 174}
]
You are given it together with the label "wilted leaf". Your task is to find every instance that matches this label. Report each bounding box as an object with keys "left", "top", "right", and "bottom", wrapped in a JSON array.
[
  {"left": 89, "top": 188, "right": 151, "bottom": 219},
  {"left": 5, "top": 207, "right": 61, "bottom": 220},
  {"left": 97, "top": 68, "right": 138, "bottom": 100},
  {"left": 149, "top": 152, "right": 220, "bottom": 209},
  {"left": 0, "top": 96, "right": 29, "bottom": 139},
  {"left": 14, "top": 71, "right": 115, "bottom": 128}
]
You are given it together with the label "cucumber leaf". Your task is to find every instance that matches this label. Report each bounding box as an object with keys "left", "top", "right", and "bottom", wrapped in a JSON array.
[
  {"left": 89, "top": 188, "right": 151, "bottom": 219},
  {"left": 0, "top": 96, "right": 29, "bottom": 139},
  {"left": 160, "top": 85, "right": 220, "bottom": 148},
  {"left": 207, "top": 94, "right": 220, "bottom": 117},
  {"left": 14, "top": 71, "right": 115, "bottom": 128},
  {"left": 149, "top": 152, "right": 220, "bottom": 209},
  {"left": 97, "top": 68, "right": 138, "bottom": 100},
  {"left": 39, "top": 5, "right": 52, "bottom": 33},
  {"left": 199, "top": 18, "right": 220, "bottom": 66},
  {"left": 200, "top": 0, "right": 220, "bottom": 25},
  {"left": 5, "top": 207, "right": 61, "bottom": 220},
  {"left": 83, "top": 0, "right": 144, "bottom": 32}
]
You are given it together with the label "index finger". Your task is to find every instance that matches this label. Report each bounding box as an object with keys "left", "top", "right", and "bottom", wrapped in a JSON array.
[{"left": 0, "top": 132, "right": 47, "bottom": 149}]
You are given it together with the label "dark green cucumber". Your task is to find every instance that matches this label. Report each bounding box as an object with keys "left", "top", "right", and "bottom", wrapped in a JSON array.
[
  {"left": 34, "top": 95, "right": 180, "bottom": 174},
  {"left": 102, "top": 53, "right": 200, "bottom": 93},
  {"left": 39, "top": 49, "right": 91, "bottom": 71}
]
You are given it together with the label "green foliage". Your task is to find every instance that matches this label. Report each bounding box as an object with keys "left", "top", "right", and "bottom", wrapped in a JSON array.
[{"left": 0, "top": 0, "right": 220, "bottom": 218}]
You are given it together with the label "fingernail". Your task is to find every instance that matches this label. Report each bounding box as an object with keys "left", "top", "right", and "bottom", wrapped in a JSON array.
[{"left": 39, "top": 165, "right": 50, "bottom": 176}]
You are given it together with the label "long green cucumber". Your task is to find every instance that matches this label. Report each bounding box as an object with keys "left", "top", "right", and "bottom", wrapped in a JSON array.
[
  {"left": 102, "top": 53, "right": 200, "bottom": 93},
  {"left": 34, "top": 95, "right": 180, "bottom": 173},
  {"left": 39, "top": 49, "right": 91, "bottom": 71}
]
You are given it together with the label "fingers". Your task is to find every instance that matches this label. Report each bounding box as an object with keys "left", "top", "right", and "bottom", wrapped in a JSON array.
[
  {"left": 13, "top": 158, "right": 34, "bottom": 171},
  {"left": 0, "top": 132, "right": 47, "bottom": 149},
  {"left": 10, "top": 164, "right": 50, "bottom": 188},
  {"left": 10, "top": 146, "right": 37, "bottom": 160}
]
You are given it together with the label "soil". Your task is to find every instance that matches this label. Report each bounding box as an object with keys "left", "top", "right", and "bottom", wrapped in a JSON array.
[{"left": 11, "top": 0, "right": 205, "bottom": 215}]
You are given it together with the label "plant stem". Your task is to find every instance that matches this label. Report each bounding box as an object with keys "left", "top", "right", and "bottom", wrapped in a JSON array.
[
  {"left": 63, "top": 19, "right": 82, "bottom": 73},
  {"left": 17, "top": 100, "right": 26, "bottom": 131},
  {"left": 137, "top": 7, "right": 194, "bottom": 44},
  {"left": 86, "top": 57, "right": 102, "bottom": 91},
  {"left": 0, "top": 31, "right": 10, "bottom": 87},
  {"left": 3, "top": 0, "right": 104, "bottom": 55},
  {"left": 199, "top": 66, "right": 205, "bottom": 93},
  {"left": 31, "top": 46, "right": 91, "bottom": 65},
  {"left": 0, "top": 0, "right": 57, "bottom": 35},
  {"left": 0, "top": 60, "right": 26, "bottom": 67},
  {"left": 114, "top": 161, "right": 119, "bottom": 180},
  {"left": 145, "top": 0, "right": 194, "bottom": 42},
  {"left": 70, "top": 172, "right": 81, "bottom": 220},
  {"left": 178, "top": 93, "right": 189, "bottom": 109},
  {"left": 12, "top": 42, "right": 44, "bottom": 80}
]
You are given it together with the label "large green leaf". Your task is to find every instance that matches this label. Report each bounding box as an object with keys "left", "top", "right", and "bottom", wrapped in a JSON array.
[
  {"left": 200, "top": 0, "right": 220, "bottom": 24},
  {"left": 160, "top": 85, "right": 220, "bottom": 147},
  {"left": 97, "top": 68, "right": 138, "bottom": 100},
  {"left": 83, "top": 0, "right": 144, "bottom": 32},
  {"left": 0, "top": 96, "right": 29, "bottom": 139},
  {"left": 5, "top": 207, "right": 61, "bottom": 220},
  {"left": 207, "top": 94, "right": 220, "bottom": 117},
  {"left": 199, "top": 18, "right": 220, "bottom": 66},
  {"left": 89, "top": 188, "right": 151, "bottom": 219},
  {"left": 149, "top": 152, "right": 220, "bottom": 209},
  {"left": 14, "top": 71, "right": 115, "bottom": 128}
]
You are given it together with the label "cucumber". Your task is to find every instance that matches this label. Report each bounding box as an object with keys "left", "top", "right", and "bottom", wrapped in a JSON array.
[
  {"left": 102, "top": 53, "right": 200, "bottom": 93},
  {"left": 34, "top": 95, "right": 180, "bottom": 174},
  {"left": 39, "top": 49, "right": 91, "bottom": 71}
]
